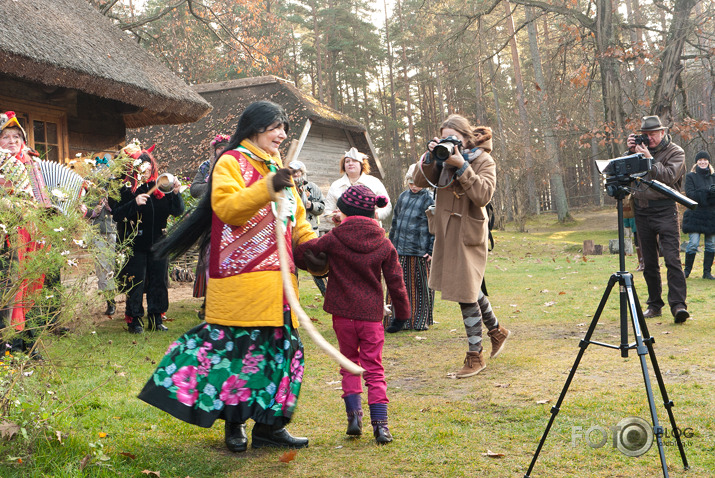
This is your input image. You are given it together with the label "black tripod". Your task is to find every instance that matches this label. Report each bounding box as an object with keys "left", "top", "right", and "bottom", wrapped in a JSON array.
[{"left": 524, "top": 181, "right": 689, "bottom": 477}]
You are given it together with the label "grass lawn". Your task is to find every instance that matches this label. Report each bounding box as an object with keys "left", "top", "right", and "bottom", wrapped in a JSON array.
[{"left": 1, "top": 207, "right": 713, "bottom": 477}]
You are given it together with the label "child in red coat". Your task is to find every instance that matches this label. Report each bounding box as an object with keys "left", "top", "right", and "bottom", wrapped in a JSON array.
[{"left": 298, "top": 185, "right": 410, "bottom": 444}]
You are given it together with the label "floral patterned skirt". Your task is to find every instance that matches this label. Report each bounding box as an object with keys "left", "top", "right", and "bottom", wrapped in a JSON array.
[{"left": 137, "top": 311, "right": 304, "bottom": 428}]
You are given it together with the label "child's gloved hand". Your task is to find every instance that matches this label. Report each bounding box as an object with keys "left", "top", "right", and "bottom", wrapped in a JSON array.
[
  {"left": 304, "top": 250, "right": 328, "bottom": 273},
  {"left": 383, "top": 304, "right": 392, "bottom": 317}
]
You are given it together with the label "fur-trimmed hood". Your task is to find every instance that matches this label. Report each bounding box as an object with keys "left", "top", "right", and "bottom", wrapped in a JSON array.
[{"left": 472, "top": 126, "right": 493, "bottom": 153}]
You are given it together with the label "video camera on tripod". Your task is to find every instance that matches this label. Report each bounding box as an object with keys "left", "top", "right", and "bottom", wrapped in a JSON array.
[{"left": 595, "top": 153, "right": 698, "bottom": 210}]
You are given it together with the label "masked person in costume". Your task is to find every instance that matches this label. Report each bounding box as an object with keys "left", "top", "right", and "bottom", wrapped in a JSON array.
[
  {"left": 109, "top": 143, "right": 184, "bottom": 334},
  {"left": 0, "top": 111, "right": 52, "bottom": 355},
  {"left": 139, "top": 101, "right": 323, "bottom": 452}
]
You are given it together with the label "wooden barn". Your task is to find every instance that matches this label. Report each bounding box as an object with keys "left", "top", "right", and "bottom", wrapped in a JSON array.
[
  {"left": 0, "top": 0, "right": 211, "bottom": 162},
  {"left": 130, "top": 75, "right": 384, "bottom": 191}
]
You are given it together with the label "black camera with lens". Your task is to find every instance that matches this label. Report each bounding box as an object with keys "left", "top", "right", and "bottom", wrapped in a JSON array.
[
  {"left": 432, "top": 135, "right": 463, "bottom": 164},
  {"left": 634, "top": 134, "right": 650, "bottom": 146}
]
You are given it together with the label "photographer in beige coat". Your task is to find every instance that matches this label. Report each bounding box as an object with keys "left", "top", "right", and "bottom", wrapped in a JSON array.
[{"left": 412, "top": 114, "right": 510, "bottom": 378}]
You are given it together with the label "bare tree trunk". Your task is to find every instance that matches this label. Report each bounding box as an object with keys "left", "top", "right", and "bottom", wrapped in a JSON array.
[
  {"left": 311, "top": 2, "right": 324, "bottom": 103},
  {"left": 504, "top": 1, "right": 539, "bottom": 214},
  {"left": 526, "top": 5, "right": 570, "bottom": 222},
  {"left": 650, "top": 0, "right": 698, "bottom": 125},
  {"left": 595, "top": 0, "right": 626, "bottom": 157},
  {"left": 626, "top": 0, "right": 647, "bottom": 115},
  {"left": 588, "top": 91, "right": 605, "bottom": 206},
  {"left": 395, "top": 0, "right": 416, "bottom": 160},
  {"left": 383, "top": 0, "right": 400, "bottom": 155},
  {"left": 486, "top": 44, "right": 514, "bottom": 224},
  {"left": 436, "top": 65, "right": 445, "bottom": 123}
]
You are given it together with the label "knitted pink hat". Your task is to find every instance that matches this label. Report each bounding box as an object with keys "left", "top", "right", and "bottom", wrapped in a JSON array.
[{"left": 337, "top": 184, "right": 388, "bottom": 218}]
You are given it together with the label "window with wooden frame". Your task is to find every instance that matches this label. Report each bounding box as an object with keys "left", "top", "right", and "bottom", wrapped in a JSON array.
[{"left": 0, "top": 98, "right": 69, "bottom": 163}]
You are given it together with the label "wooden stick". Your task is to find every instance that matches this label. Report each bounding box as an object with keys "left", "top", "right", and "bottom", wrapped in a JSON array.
[{"left": 274, "top": 195, "right": 364, "bottom": 376}]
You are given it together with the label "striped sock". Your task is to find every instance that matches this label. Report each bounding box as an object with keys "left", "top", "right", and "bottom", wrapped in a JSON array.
[{"left": 369, "top": 403, "right": 388, "bottom": 431}]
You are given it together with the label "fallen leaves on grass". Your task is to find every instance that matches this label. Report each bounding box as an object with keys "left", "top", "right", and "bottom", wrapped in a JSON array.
[
  {"left": 279, "top": 450, "right": 298, "bottom": 463},
  {"left": 482, "top": 450, "right": 505, "bottom": 458},
  {"left": 415, "top": 336, "right": 427, "bottom": 341},
  {"left": 142, "top": 471, "right": 161, "bottom": 477},
  {"left": 55, "top": 431, "right": 63, "bottom": 443},
  {"left": 543, "top": 301, "right": 557, "bottom": 307},
  {"left": 119, "top": 452, "right": 137, "bottom": 459},
  {"left": 99, "top": 432, "right": 107, "bottom": 438},
  {"left": 79, "top": 454, "right": 91, "bottom": 470},
  {"left": 0, "top": 421, "right": 20, "bottom": 440},
  {"left": 536, "top": 399, "right": 551, "bottom": 404},
  {"left": 494, "top": 383, "right": 510, "bottom": 388}
]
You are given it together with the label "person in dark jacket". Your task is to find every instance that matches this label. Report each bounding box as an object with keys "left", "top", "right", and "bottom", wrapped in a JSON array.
[
  {"left": 110, "top": 146, "right": 184, "bottom": 333},
  {"left": 387, "top": 163, "right": 435, "bottom": 331},
  {"left": 682, "top": 150, "right": 715, "bottom": 280},
  {"left": 294, "top": 184, "right": 410, "bottom": 445}
]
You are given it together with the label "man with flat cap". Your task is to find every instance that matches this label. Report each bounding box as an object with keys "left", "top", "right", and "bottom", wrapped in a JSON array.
[{"left": 626, "top": 115, "right": 689, "bottom": 323}]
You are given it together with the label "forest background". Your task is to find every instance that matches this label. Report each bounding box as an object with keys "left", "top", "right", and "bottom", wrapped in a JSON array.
[{"left": 91, "top": 0, "right": 714, "bottom": 227}]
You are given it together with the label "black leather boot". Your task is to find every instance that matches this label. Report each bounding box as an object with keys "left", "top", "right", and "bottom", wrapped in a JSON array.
[
  {"left": 386, "top": 317, "right": 407, "bottom": 333},
  {"left": 251, "top": 423, "right": 309, "bottom": 449},
  {"left": 683, "top": 252, "right": 696, "bottom": 278},
  {"left": 346, "top": 411, "right": 363, "bottom": 436},
  {"left": 224, "top": 421, "right": 247, "bottom": 453},
  {"left": 104, "top": 299, "right": 116, "bottom": 316},
  {"left": 147, "top": 313, "right": 168, "bottom": 332},
  {"left": 373, "top": 425, "right": 393, "bottom": 444},
  {"left": 703, "top": 251, "right": 715, "bottom": 280},
  {"left": 127, "top": 316, "right": 144, "bottom": 334}
]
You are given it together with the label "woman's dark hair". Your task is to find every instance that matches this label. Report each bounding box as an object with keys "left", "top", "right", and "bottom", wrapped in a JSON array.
[{"left": 153, "top": 101, "right": 290, "bottom": 260}]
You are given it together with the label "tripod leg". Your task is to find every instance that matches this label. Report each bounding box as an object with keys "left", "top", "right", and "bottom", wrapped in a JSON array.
[
  {"left": 524, "top": 275, "right": 619, "bottom": 478},
  {"left": 624, "top": 280, "right": 672, "bottom": 477},
  {"left": 632, "top": 288, "right": 690, "bottom": 470}
]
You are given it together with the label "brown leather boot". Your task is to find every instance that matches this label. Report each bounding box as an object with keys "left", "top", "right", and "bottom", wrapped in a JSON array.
[
  {"left": 487, "top": 325, "right": 511, "bottom": 358},
  {"left": 456, "top": 351, "right": 485, "bottom": 378}
]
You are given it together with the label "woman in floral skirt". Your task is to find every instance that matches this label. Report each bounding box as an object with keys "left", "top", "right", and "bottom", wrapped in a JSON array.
[{"left": 138, "top": 101, "right": 320, "bottom": 452}]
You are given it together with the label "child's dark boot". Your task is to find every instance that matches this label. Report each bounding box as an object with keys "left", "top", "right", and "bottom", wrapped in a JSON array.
[{"left": 344, "top": 393, "right": 363, "bottom": 436}]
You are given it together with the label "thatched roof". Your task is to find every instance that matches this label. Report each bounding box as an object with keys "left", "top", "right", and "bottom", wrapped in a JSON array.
[
  {"left": 0, "top": 0, "right": 211, "bottom": 128},
  {"left": 131, "top": 75, "right": 377, "bottom": 177},
  {"left": 193, "top": 76, "right": 366, "bottom": 131}
]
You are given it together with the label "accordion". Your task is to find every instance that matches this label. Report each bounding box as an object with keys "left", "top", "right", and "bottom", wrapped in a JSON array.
[
  {"left": 38, "top": 160, "right": 86, "bottom": 214},
  {"left": 0, "top": 154, "right": 86, "bottom": 214}
]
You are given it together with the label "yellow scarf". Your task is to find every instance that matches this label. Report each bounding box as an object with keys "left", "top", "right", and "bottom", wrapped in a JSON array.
[{"left": 239, "top": 139, "right": 283, "bottom": 168}]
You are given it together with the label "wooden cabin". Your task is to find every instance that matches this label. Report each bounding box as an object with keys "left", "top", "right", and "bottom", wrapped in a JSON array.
[
  {"left": 131, "top": 76, "right": 383, "bottom": 191},
  {"left": 0, "top": 0, "right": 211, "bottom": 162}
]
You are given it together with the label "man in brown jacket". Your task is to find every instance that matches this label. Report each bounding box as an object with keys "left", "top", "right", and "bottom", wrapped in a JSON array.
[{"left": 627, "top": 115, "right": 688, "bottom": 323}]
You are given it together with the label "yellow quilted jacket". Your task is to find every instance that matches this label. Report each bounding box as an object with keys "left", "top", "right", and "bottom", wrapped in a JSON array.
[{"left": 204, "top": 141, "right": 317, "bottom": 328}]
